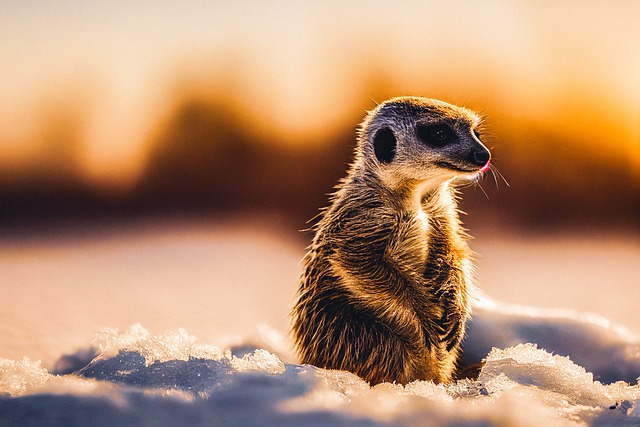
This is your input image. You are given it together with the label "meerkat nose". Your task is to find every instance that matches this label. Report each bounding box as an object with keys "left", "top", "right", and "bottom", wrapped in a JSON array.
[{"left": 472, "top": 149, "right": 491, "bottom": 167}]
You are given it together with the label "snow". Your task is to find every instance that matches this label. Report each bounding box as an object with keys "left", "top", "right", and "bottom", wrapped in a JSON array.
[
  {"left": 1, "top": 219, "right": 639, "bottom": 425},
  {"left": 2, "top": 317, "right": 640, "bottom": 426}
]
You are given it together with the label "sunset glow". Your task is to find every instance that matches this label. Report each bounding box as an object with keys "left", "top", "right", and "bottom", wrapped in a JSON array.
[{"left": 1, "top": 1, "right": 638, "bottom": 185}]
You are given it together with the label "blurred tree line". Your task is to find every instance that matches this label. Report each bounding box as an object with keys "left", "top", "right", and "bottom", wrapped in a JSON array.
[{"left": 0, "top": 93, "right": 637, "bottom": 234}]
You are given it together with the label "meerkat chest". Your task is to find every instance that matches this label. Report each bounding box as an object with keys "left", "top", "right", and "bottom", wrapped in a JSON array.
[
  {"left": 414, "top": 209, "right": 430, "bottom": 263},
  {"left": 416, "top": 208, "right": 430, "bottom": 234},
  {"left": 411, "top": 182, "right": 434, "bottom": 234},
  {"left": 389, "top": 208, "right": 430, "bottom": 272}
]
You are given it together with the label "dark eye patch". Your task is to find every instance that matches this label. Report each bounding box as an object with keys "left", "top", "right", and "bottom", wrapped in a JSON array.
[
  {"left": 373, "top": 127, "right": 397, "bottom": 164},
  {"left": 416, "top": 124, "right": 455, "bottom": 147}
]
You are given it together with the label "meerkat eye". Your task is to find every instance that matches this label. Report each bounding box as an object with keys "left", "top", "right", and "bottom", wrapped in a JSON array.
[
  {"left": 373, "top": 127, "right": 397, "bottom": 164},
  {"left": 417, "top": 124, "right": 455, "bottom": 147}
]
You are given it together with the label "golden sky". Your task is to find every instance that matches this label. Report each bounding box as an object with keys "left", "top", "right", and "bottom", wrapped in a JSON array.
[{"left": 1, "top": 0, "right": 639, "bottom": 183}]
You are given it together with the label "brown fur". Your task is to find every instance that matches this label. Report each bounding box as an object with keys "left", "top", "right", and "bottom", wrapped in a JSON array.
[{"left": 291, "top": 97, "right": 490, "bottom": 385}]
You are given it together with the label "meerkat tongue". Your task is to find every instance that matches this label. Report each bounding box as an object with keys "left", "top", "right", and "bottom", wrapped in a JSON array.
[{"left": 479, "top": 162, "right": 491, "bottom": 173}]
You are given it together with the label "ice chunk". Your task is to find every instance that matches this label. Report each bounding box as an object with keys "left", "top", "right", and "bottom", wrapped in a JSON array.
[
  {"left": 230, "top": 349, "right": 285, "bottom": 374},
  {"left": 481, "top": 343, "right": 606, "bottom": 405},
  {"left": 0, "top": 357, "right": 49, "bottom": 396},
  {"left": 91, "top": 324, "right": 223, "bottom": 365},
  {"left": 91, "top": 324, "right": 285, "bottom": 375}
]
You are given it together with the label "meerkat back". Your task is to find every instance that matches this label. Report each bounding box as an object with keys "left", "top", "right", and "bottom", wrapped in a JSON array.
[{"left": 292, "top": 97, "right": 491, "bottom": 385}]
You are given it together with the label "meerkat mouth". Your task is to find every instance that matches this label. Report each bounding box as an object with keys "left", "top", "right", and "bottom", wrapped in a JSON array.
[{"left": 435, "top": 161, "right": 488, "bottom": 174}]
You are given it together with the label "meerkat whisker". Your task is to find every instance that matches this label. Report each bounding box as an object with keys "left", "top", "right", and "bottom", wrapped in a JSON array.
[
  {"left": 477, "top": 181, "right": 490, "bottom": 200},
  {"left": 489, "top": 168, "right": 500, "bottom": 189},
  {"left": 492, "top": 165, "right": 510, "bottom": 188}
]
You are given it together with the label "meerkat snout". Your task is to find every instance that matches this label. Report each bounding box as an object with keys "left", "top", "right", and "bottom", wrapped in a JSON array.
[{"left": 414, "top": 121, "right": 491, "bottom": 173}]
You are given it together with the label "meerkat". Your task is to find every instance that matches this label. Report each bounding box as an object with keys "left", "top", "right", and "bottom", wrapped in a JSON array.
[{"left": 291, "top": 96, "right": 491, "bottom": 385}]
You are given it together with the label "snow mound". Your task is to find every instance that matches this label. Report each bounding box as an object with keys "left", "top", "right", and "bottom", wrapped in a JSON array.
[
  {"left": 464, "top": 298, "right": 640, "bottom": 384},
  {"left": 2, "top": 316, "right": 640, "bottom": 426},
  {"left": 480, "top": 344, "right": 639, "bottom": 423}
]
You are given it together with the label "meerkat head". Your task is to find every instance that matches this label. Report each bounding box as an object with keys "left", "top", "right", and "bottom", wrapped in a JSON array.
[{"left": 358, "top": 97, "right": 491, "bottom": 191}]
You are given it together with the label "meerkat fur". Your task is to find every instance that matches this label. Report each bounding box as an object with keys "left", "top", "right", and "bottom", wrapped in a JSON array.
[{"left": 292, "top": 96, "right": 491, "bottom": 385}]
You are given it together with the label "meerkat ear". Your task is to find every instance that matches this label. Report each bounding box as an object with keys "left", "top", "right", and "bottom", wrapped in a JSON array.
[{"left": 373, "top": 127, "right": 396, "bottom": 164}]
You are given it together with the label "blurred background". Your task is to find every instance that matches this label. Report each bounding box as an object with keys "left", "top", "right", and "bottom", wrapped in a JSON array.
[
  {"left": 1, "top": 0, "right": 639, "bottom": 365},
  {"left": 1, "top": 0, "right": 639, "bottom": 231}
]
